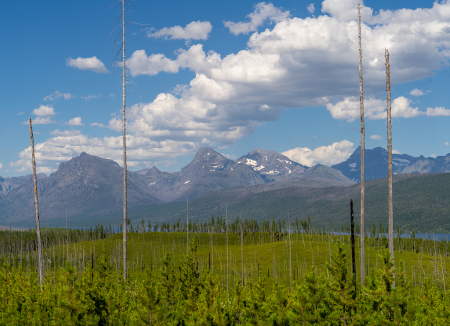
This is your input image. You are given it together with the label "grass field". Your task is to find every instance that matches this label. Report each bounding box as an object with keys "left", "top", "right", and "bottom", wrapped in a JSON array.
[{"left": 8, "top": 230, "right": 443, "bottom": 292}]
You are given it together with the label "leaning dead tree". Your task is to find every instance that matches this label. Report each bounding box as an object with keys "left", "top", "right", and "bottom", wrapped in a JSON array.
[
  {"left": 358, "top": 3, "right": 366, "bottom": 283},
  {"left": 29, "top": 118, "right": 44, "bottom": 289},
  {"left": 386, "top": 49, "right": 395, "bottom": 282}
]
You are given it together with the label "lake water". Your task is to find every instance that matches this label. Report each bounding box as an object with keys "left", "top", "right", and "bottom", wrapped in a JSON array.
[{"left": 334, "top": 232, "right": 450, "bottom": 242}]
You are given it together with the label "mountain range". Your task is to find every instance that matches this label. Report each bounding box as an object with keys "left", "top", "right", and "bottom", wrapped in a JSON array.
[
  {"left": 1, "top": 145, "right": 450, "bottom": 229},
  {"left": 0, "top": 147, "right": 352, "bottom": 226},
  {"left": 332, "top": 146, "right": 450, "bottom": 182}
]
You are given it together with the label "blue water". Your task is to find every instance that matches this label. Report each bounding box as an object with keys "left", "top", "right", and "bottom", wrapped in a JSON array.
[{"left": 333, "top": 232, "right": 450, "bottom": 242}]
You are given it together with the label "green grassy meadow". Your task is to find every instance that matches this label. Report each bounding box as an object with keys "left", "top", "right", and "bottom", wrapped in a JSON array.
[{"left": 16, "top": 230, "right": 446, "bottom": 292}]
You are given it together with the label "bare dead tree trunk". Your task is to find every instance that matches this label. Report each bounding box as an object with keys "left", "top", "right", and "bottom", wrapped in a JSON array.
[
  {"left": 186, "top": 198, "right": 189, "bottom": 251},
  {"left": 121, "top": 0, "right": 128, "bottom": 280},
  {"left": 226, "top": 204, "right": 229, "bottom": 293},
  {"left": 241, "top": 218, "right": 244, "bottom": 286},
  {"left": 386, "top": 48, "right": 395, "bottom": 286},
  {"left": 9, "top": 217, "right": 11, "bottom": 274},
  {"left": 29, "top": 118, "right": 43, "bottom": 289},
  {"left": 350, "top": 199, "right": 356, "bottom": 292},
  {"left": 289, "top": 213, "right": 292, "bottom": 292},
  {"left": 358, "top": 3, "right": 366, "bottom": 284},
  {"left": 66, "top": 210, "right": 68, "bottom": 264}
]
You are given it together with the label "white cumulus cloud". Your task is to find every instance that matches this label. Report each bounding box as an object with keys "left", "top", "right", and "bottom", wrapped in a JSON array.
[
  {"left": 282, "top": 140, "right": 354, "bottom": 166},
  {"left": 370, "top": 135, "right": 382, "bottom": 140},
  {"left": 224, "top": 2, "right": 290, "bottom": 35},
  {"left": 90, "top": 122, "right": 105, "bottom": 128},
  {"left": 326, "top": 96, "right": 449, "bottom": 121},
  {"left": 14, "top": 0, "right": 450, "bottom": 173},
  {"left": 66, "top": 56, "right": 108, "bottom": 73},
  {"left": 307, "top": 3, "right": 315, "bottom": 14},
  {"left": 50, "top": 129, "right": 82, "bottom": 136},
  {"left": 10, "top": 132, "right": 197, "bottom": 174},
  {"left": 0, "top": 163, "right": 3, "bottom": 170},
  {"left": 410, "top": 88, "right": 424, "bottom": 96},
  {"left": 25, "top": 105, "right": 56, "bottom": 125},
  {"left": 66, "top": 117, "right": 84, "bottom": 126},
  {"left": 44, "top": 91, "right": 74, "bottom": 101},
  {"left": 147, "top": 21, "right": 212, "bottom": 40},
  {"left": 445, "top": 141, "right": 449, "bottom": 146},
  {"left": 425, "top": 107, "right": 450, "bottom": 117}
]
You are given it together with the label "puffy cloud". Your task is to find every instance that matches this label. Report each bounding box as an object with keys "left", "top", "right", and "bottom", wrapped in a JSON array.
[
  {"left": 33, "top": 105, "right": 55, "bottom": 117},
  {"left": 9, "top": 132, "right": 198, "bottom": 173},
  {"left": 130, "top": 1, "right": 450, "bottom": 112},
  {"left": 127, "top": 50, "right": 180, "bottom": 77},
  {"left": 282, "top": 140, "right": 354, "bottom": 166},
  {"left": 14, "top": 1, "right": 450, "bottom": 172},
  {"left": 50, "top": 129, "right": 82, "bottom": 136},
  {"left": 391, "top": 96, "right": 421, "bottom": 118},
  {"left": 327, "top": 96, "right": 449, "bottom": 121},
  {"left": 410, "top": 88, "right": 424, "bottom": 96},
  {"left": 370, "top": 135, "right": 382, "bottom": 140},
  {"left": 321, "top": 0, "right": 373, "bottom": 22},
  {"left": 307, "top": 3, "right": 315, "bottom": 14},
  {"left": 224, "top": 2, "right": 290, "bottom": 35},
  {"left": 425, "top": 106, "right": 450, "bottom": 117},
  {"left": 107, "top": 92, "right": 277, "bottom": 146},
  {"left": 109, "top": 93, "right": 116, "bottom": 98},
  {"left": 326, "top": 97, "right": 386, "bottom": 121},
  {"left": 392, "top": 149, "right": 401, "bottom": 154},
  {"left": 90, "top": 122, "right": 105, "bottom": 128},
  {"left": 44, "top": 91, "right": 74, "bottom": 101},
  {"left": 147, "top": 21, "right": 212, "bottom": 40},
  {"left": 66, "top": 56, "right": 108, "bottom": 73},
  {"left": 66, "top": 117, "right": 84, "bottom": 126},
  {"left": 0, "top": 163, "right": 3, "bottom": 170},
  {"left": 430, "top": 154, "right": 437, "bottom": 158},
  {"left": 25, "top": 105, "right": 56, "bottom": 125},
  {"left": 445, "top": 141, "right": 449, "bottom": 146}
]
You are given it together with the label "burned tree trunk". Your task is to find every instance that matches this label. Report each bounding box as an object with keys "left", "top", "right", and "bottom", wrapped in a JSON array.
[
  {"left": 358, "top": 3, "right": 366, "bottom": 284},
  {"left": 29, "top": 118, "right": 44, "bottom": 289}
]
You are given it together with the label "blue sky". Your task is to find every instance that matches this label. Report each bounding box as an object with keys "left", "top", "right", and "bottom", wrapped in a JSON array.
[{"left": 1, "top": 0, "right": 450, "bottom": 177}]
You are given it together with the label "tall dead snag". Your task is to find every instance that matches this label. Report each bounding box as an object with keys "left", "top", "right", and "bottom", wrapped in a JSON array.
[
  {"left": 226, "top": 204, "right": 229, "bottom": 293},
  {"left": 186, "top": 198, "right": 189, "bottom": 251},
  {"left": 350, "top": 199, "right": 356, "bottom": 293},
  {"left": 240, "top": 218, "right": 244, "bottom": 286},
  {"left": 358, "top": 3, "right": 366, "bottom": 284},
  {"left": 289, "top": 214, "right": 292, "bottom": 292},
  {"left": 112, "top": 0, "right": 129, "bottom": 280},
  {"left": 386, "top": 48, "right": 395, "bottom": 284},
  {"left": 29, "top": 118, "right": 43, "bottom": 289}
]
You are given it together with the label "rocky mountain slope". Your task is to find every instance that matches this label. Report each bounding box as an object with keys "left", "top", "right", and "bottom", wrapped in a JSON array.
[
  {"left": 331, "top": 147, "right": 450, "bottom": 182},
  {"left": 236, "top": 148, "right": 307, "bottom": 182},
  {"left": 0, "top": 147, "right": 353, "bottom": 227},
  {"left": 136, "top": 147, "right": 265, "bottom": 202},
  {"left": 0, "top": 174, "right": 47, "bottom": 198},
  {"left": 0, "top": 153, "right": 161, "bottom": 223}
]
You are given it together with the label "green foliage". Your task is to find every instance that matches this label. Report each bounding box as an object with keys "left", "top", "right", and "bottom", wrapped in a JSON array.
[{"left": 2, "top": 233, "right": 450, "bottom": 324}]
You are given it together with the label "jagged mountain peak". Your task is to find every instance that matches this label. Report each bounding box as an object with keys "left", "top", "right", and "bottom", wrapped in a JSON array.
[
  {"left": 236, "top": 148, "right": 307, "bottom": 182},
  {"left": 184, "top": 147, "right": 232, "bottom": 173}
]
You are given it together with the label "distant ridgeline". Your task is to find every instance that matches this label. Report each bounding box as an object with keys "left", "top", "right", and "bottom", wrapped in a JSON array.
[{"left": 1, "top": 146, "right": 450, "bottom": 232}]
